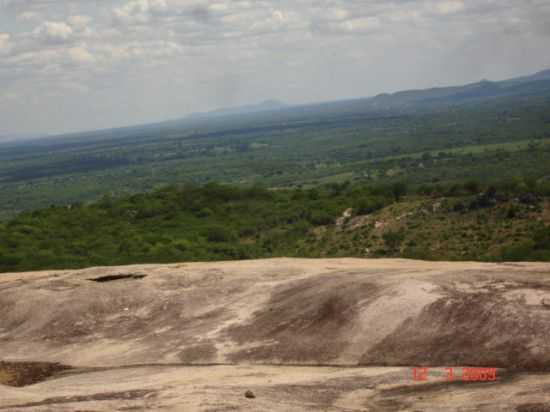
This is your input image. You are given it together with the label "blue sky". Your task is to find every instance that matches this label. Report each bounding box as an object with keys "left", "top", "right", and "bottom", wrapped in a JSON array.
[{"left": 1, "top": 0, "right": 550, "bottom": 136}]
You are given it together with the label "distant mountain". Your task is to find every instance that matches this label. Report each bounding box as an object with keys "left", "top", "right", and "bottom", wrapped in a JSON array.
[
  {"left": 366, "top": 68, "right": 550, "bottom": 109},
  {"left": 501, "top": 68, "right": 550, "bottom": 86},
  {"left": 188, "top": 99, "right": 288, "bottom": 119},
  {"left": 11, "top": 67, "right": 550, "bottom": 144},
  {"left": 181, "top": 67, "right": 550, "bottom": 124},
  {"left": 0, "top": 133, "right": 41, "bottom": 144}
]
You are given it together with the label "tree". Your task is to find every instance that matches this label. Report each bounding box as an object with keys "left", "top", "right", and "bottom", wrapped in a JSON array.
[
  {"left": 391, "top": 182, "right": 408, "bottom": 202},
  {"left": 464, "top": 180, "right": 480, "bottom": 195},
  {"left": 383, "top": 230, "right": 405, "bottom": 251},
  {"left": 206, "top": 226, "right": 235, "bottom": 243}
]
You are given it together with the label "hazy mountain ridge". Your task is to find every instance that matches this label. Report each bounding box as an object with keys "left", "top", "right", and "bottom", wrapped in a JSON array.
[
  {"left": 367, "top": 68, "right": 550, "bottom": 108},
  {"left": 186, "top": 68, "right": 550, "bottom": 122},
  {"left": 187, "top": 99, "right": 288, "bottom": 119},
  {"left": 4, "top": 67, "right": 549, "bottom": 145},
  {"left": 170, "top": 67, "right": 550, "bottom": 128}
]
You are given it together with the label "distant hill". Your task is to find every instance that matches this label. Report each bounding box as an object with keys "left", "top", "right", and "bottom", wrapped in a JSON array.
[
  {"left": 366, "top": 69, "right": 550, "bottom": 109},
  {"left": 0, "top": 133, "right": 39, "bottom": 143},
  {"left": 501, "top": 68, "right": 550, "bottom": 86},
  {"left": 188, "top": 99, "right": 288, "bottom": 119},
  {"left": 181, "top": 66, "right": 550, "bottom": 125},
  {"left": 10, "top": 67, "right": 550, "bottom": 141}
]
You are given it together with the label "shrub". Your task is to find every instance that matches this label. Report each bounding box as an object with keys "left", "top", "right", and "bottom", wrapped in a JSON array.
[
  {"left": 309, "top": 210, "right": 334, "bottom": 225},
  {"left": 464, "top": 180, "right": 480, "bottom": 194},
  {"left": 383, "top": 230, "right": 405, "bottom": 251},
  {"left": 391, "top": 182, "right": 408, "bottom": 202},
  {"left": 355, "top": 197, "right": 386, "bottom": 215},
  {"left": 500, "top": 242, "right": 535, "bottom": 261},
  {"left": 205, "top": 226, "right": 235, "bottom": 243},
  {"left": 534, "top": 226, "right": 550, "bottom": 250}
]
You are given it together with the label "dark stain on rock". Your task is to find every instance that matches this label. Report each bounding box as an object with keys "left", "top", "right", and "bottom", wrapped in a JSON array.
[
  {"left": 178, "top": 343, "right": 218, "bottom": 363},
  {"left": 227, "top": 273, "right": 379, "bottom": 363},
  {"left": 0, "top": 361, "right": 72, "bottom": 387},
  {"left": 0, "top": 389, "right": 156, "bottom": 409},
  {"left": 361, "top": 282, "right": 550, "bottom": 371},
  {"left": 517, "top": 404, "right": 550, "bottom": 412}
]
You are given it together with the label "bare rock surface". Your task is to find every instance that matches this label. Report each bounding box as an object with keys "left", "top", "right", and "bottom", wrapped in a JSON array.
[{"left": 2, "top": 258, "right": 550, "bottom": 410}]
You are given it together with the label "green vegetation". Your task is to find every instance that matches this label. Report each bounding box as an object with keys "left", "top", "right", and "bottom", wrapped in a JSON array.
[
  {"left": 2, "top": 73, "right": 550, "bottom": 270},
  {"left": 0, "top": 183, "right": 391, "bottom": 271},
  {"left": 1, "top": 89, "right": 550, "bottom": 220},
  {"left": 1, "top": 179, "right": 550, "bottom": 273}
]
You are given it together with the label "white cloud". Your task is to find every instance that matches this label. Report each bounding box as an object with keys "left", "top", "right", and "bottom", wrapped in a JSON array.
[
  {"left": 99, "top": 40, "right": 183, "bottom": 61},
  {"left": 435, "top": 0, "right": 465, "bottom": 15},
  {"left": 33, "top": 21, "right": 74, "bottom": 42},
  {"left": 61, "top": 81, "right": 90, "bottom": 94},
  {"left": 68, "top": 46, "right": 95, "bottom": 64},
  {"left": 17, "top": 11, "right": 41, "bottom": 22},
  {"left": 6, "top": 48, "right": 66, "bottom": 68},
  {"left": 0, "top": 32, "right": 13, "bottom": 56},
  {"left": 330, "top": 8, "right": 351, "bottom": 21},
  {"left": 68, "top": 15, "right": 92, "bottom": 31},
  {"left": 113, "top": 0, "right": 168, "bottom": 25},
  {"left": 316, "top": 15, "right": 382, "bottom": 35},
  {"left": 0, "top": 33, "right": 10, "bottom": 49},
  {"left": 208, "top": 3, "right": 228, "bottom": 13},
  {"left": 338, "top": 16, "right": 381, "bottom": 33}
]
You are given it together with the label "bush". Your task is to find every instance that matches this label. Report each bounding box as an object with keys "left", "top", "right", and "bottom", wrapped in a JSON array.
[
  {"left": 355, "top": 197, "right": 387, "bottom": 215},
  {"left": 205, "top": 226, "right": 235, "bottom": 243},
  {"left": 196, "top": 208, "right": 213, "bottom": 218},
  {"left": 453, "top": 202, "right": 466, "bottom": 213},
  {"left": 500, "top": 242, "right": 536, "bottom": 261},
  {"left": 464, "top": 180, "right": 480, "bottom": 194},
  {"left": 0, "top": 254, "right": 21, "bottom": 268},
  {"left": 534, "top": 226, "right": 550, "bottom": 250},
  {"left": 391, "top": 182, "right": 408, "bottom": 202},
  {"left": 383, "top": 230, "right": 405, "bottom": 251},
  {"left": 308, "top": 210, "right": 334, "bottom": 225}
]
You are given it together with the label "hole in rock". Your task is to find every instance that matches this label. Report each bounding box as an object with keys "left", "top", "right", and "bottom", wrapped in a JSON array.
[{"left": 88, "top": 274, "right": 147, "bottom": 283}]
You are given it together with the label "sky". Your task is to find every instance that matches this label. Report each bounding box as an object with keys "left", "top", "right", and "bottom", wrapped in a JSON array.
[{"left": 1, "top": 0, "right": 550, "bottom": 137}]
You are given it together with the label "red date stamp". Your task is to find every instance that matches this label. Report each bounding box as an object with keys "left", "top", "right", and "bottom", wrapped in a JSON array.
[{"left": 412, "top": 367, "right": 497, "bottom": 382}]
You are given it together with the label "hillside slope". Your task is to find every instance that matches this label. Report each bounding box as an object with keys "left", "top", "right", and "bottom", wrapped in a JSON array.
[{"left": 2, "top": 183, "right": 550, "bottom": 273}]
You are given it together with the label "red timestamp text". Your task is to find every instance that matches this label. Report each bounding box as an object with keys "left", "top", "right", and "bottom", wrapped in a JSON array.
[{"left": 412, "top": 367, "right": 497, "bottom": 382}]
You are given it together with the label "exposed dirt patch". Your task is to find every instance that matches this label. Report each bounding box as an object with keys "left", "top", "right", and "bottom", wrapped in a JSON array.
[
  {"left": 0, "top": 361, "right": 71, "bottom": 387},
  {"left": 227, "top": 273, "right": 379, "bottom": 363},
  {"left": 87, "top": 274, "right": 147, "bottom": 283}
]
